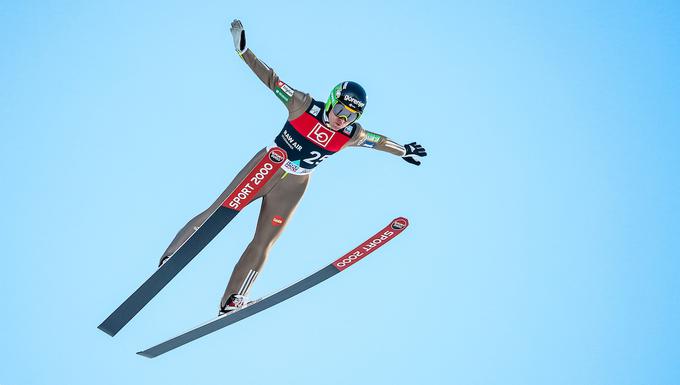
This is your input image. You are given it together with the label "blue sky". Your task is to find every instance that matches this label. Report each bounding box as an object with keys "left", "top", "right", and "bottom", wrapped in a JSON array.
[{"left": 1, "top": 1, "right": 679, "bottom": 384}]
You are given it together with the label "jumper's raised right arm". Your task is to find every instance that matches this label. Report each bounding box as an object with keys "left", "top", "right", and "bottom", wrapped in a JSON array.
[
  {"left": 229, "top": 19, "right": 310, "bottom": 118},
  {"left": 240, "top": 49, "right": 297, "bottom": 102}
]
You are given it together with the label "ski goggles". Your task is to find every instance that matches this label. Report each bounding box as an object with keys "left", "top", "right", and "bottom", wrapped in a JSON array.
[{"left": 331, "top": 102, "right": 361, "bottom": 123}]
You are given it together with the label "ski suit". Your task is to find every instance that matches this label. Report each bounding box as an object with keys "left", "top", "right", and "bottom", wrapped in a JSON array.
[{"left": 159, "top": 49, "right": 407, "bottom": 309}]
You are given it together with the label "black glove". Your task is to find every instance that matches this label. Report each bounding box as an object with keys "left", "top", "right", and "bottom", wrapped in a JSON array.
[{"left": 402, "top": 142, "right": 427, "bottom": 166}]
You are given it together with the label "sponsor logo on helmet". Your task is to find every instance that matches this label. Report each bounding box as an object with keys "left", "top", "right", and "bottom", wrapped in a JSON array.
[
  {"left": 391, "top": 218, "right": 407, "bottom": 230},
  {"left": 342, "top": 95, "right": 365, "bottom": 108},
  {"left": 269, "top": 148, "right": 286, "bottom": 163}
]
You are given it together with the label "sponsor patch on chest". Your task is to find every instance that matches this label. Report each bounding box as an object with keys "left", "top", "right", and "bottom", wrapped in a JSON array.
[
  {"left": 280, "top": 129, "right": 303, "bottom": 151},
  {"left": 306, "top": 123, "right": 336, "bottom": 148}
]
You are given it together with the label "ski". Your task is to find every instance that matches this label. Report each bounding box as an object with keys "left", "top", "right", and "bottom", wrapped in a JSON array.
[
  {"left": 136, "top": 217, "right": 409, "bottom": 358},
  {"left": 98, "top": 148, "right": 288, "bottom": 337}
]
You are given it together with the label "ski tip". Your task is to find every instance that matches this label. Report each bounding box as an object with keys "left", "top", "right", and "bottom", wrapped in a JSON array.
[{"left": 97, "top": 324, "right": 117, "bottom": 337}]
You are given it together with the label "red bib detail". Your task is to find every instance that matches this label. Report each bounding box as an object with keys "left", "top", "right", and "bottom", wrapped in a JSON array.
[{"left": 289, "top": 113, "right": 351, "bottom": 152}]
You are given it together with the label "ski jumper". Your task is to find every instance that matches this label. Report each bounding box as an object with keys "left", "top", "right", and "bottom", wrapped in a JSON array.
[{"left": 158, "top": 49, "right": 407, "bottom": 309}]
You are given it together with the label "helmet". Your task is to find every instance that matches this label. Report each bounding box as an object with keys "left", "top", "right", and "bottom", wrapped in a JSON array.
[{"left": 325, "top": 81, "right": 367, "bottom": 116}]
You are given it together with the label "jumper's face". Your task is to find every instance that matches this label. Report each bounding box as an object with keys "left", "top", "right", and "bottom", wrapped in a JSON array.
[{"left": 328, "top": 109, "right": 353, "bottom": 130}]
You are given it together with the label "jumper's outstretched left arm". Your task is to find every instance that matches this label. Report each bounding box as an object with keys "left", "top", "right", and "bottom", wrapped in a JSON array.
[{"left": 349, "top": 124, "right": 428, "bottom": 166}]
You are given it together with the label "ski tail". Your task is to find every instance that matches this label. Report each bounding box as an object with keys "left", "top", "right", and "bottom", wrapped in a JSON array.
[
  {"left": 136, "top": 217, "right": 409, "bottom": 358},
  {"left": 97, "top": 148, "right": 287, "bottom": 336}
]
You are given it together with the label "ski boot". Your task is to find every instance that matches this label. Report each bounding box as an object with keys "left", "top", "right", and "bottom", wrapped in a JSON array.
[
  {"left": 158, "top": 255, "right": 170, "bottom": 268},
  {"left": 219, "top": 294, "right": 248, "bottom": 316}
]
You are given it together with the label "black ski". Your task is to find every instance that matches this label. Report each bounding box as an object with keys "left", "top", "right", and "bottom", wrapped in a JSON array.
[
  {"left": 137, "top": 217, "right": 409, "bottom": 358},
  {"left": 98, "top": 148, "right": 288, "bottom": 336}
]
